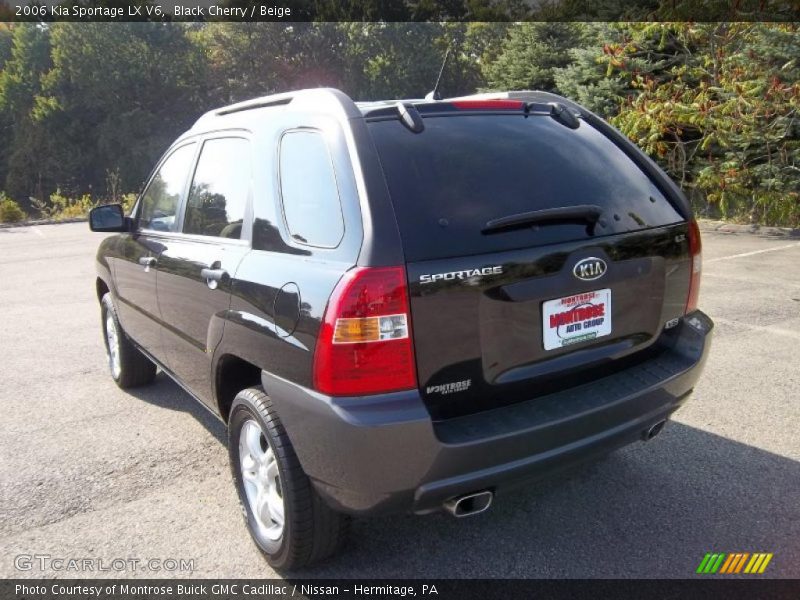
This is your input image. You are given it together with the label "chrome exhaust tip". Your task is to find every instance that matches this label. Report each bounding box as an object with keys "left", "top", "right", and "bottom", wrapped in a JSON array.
[
  {"left": 644, "top": 420, "right": 667, "bottom": 441},
  {"left": 443, "top": 490, "right": 493, "bottom": 518}
]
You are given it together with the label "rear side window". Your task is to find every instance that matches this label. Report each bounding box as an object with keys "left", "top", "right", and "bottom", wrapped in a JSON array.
[
  {"left": 139, "top": 143, "right": 195, "bottom": 232},
  {"left": 368, "top": 115, "right": 683, "bottom": 261},
  {"left": 279, "top": 130, "right": 344, "bottom": 248},
  {"left": 183, "top": 138, "right": 250, "bottom": 239}
]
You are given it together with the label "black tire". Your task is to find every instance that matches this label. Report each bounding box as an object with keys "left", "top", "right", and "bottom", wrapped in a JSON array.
[
  {"left": 228, "top": 387, "right": 349, "bottom": 570},
  {"left": 100, "top": 292, "right": 157, "bottom": 389}
]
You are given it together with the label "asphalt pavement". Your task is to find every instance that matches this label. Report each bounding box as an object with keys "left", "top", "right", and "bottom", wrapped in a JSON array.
[{"left": 1, "top": 222, "right": 798, "bottom": 578}]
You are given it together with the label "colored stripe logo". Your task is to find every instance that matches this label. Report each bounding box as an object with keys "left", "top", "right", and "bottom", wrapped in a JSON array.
[{"left": 696, "top": 552, "right": 773, "bottom": 574}]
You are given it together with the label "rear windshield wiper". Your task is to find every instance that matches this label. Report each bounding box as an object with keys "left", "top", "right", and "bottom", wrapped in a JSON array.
[{"left": 482, "top": 205, "right": 603, "bottom": 234}]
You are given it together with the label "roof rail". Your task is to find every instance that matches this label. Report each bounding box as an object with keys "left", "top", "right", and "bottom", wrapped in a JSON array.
[
  {"left": 192, "top": 92, "right": 295, "bottom": 129},
  {"left": 216, "top": 96, "right": 293, "bottom": 116},
  {"left": 191, "top": 88, "right": 361, "bottom": 131}
]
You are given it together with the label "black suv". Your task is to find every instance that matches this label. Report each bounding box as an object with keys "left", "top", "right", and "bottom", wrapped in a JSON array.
[{"left": 89, "top": 88, "right": 713, "bottom": 570}]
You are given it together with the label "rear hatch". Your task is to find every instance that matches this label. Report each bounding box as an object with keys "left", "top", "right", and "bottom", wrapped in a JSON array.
[{"left": 367, "top": 105, "right": 693, "bottom": 420}]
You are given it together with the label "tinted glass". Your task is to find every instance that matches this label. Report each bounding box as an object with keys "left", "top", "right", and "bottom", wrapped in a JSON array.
[
  {"left": 368, "top": 115, "right": 683, "bottom": 261},
  {"left": 139, "top": 143, "right": 195, "bottom": 232},
  {"left": 279, "top": 130, "right": 344, "bottom": 248},
  {"left": 183, "top": 138, "right": 250, "bottom": 239}
]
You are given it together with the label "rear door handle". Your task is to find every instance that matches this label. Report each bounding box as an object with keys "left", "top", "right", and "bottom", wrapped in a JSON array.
[
  {"left": 201, "top": 267, "right": 228, "bottom": 289},
  {"left": 138, "top": 256, "right": 157, "bottom": 270},
  {"left": 200, "top": 267, "right": 227, "bottom": 281}
]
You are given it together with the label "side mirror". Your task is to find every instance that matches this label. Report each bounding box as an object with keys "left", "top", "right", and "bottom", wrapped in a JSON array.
[{"left": 89, "top": 204, "right": 129, "bottom": 232}]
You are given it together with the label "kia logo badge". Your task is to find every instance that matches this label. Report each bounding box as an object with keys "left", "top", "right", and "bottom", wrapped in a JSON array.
[{"left": 573, "top": 257, "right": 607, "bottom": 281}]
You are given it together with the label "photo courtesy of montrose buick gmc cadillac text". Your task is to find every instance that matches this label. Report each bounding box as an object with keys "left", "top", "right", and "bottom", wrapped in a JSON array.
[{"left": 88, "top": 88, "right": 713, "bottom": 569}]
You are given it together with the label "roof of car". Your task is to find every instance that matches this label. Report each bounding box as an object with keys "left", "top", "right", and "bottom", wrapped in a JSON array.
[
  {"left": 190, "top": 88, "right": 362, "bottom": 133},
  {"left": 189, "top": 88, "right": 579, "bottom": 134}
]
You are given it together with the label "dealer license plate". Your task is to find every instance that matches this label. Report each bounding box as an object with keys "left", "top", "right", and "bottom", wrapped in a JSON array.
[{"left": 542, "top": 288, "right": 612, "bottom": 351}]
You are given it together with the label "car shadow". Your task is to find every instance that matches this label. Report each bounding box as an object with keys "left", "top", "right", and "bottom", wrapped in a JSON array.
[
  {"left": 124, "top": 371, "right": 227, "bottom": 445},
  {"left": 295, "top": 421, "right": 800, "bottom": 578},
  {"left": 118, "top": 378, "right": 800, "bottom": 578}
]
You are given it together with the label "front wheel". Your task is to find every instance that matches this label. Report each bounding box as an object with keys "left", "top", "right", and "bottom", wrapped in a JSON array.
[
  {"left": 100, "top": 292, "right": 156, "bottom": 389},
  {"left": 228, "top": 387, "right": 349, "bottom": 570}
]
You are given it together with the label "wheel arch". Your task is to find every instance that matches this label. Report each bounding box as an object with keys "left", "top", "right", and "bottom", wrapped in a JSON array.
[
  {"left": 214, "top": 353, "right": 264, "bottom": 423},
  {"left": 96, "top": 277, "right": 110, "bottom": 303}
]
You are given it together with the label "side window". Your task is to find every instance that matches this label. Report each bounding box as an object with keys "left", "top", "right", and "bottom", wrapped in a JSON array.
[
  {"left": 279, "top": 130, "right": 344, "bottom": 248},
  {"left": 183, "top": 138, "right": 251, "bottom": 239},
  {"left": 139, "top": 143, "right": 196, "bottom": 232}
]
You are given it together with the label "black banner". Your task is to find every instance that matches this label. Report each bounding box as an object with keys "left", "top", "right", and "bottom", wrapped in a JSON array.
[
  {"left": 5, "top": 579, "right": 800, "bottom": 600},
  {"left": 2, "top": 0, "right": 800, "bottom": 22}
]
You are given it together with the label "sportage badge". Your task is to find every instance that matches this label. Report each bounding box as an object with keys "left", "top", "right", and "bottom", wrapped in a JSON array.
[
  {"left": 419, "top": 266, "right": 503, "bottom": 284},
  {"left": 573, "top": 257, "right": 607, "bottom": 281}
]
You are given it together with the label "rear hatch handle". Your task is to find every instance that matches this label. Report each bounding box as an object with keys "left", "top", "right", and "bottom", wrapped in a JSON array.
[{"left": 482, "top": 204, "right": 603, "bottom": 234}]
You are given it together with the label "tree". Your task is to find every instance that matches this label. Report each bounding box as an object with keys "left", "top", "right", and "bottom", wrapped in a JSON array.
[
  {"left": 609, "top": 23, "right": 800, "bottom": 225},
  {"left": 463, "top": 22, "right": 512, "bottom": 68},
  {"left": 482, "top": 23, "right": 588, "bottom": 93},
  {"left": 0, "top": 24, "right": 14, "bottom": 70},
  {"left": 196, "top": 23, "right": 378, "bottom": 102},
  {"left": 0, "top": 21, "right": 795, "bottom": 226},
  {"left": 352, "top": 23, "right": 451, "bottom": 99},
  {"left": 552, "top": 23, "right": 628, "bottom": 117},
  {"left": 32, "top": 23, "right": 209, "bottom": 197},
  {"left": 0, "top": 24, "right": 52, "bottom": 205}
]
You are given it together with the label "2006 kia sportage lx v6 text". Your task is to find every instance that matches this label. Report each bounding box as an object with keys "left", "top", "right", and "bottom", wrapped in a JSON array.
[{"left": 88, "top": 88, "right": 713, "bottom": 569}]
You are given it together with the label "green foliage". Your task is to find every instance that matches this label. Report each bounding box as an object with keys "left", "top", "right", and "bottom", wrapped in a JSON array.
[
  {"left": 0, "top": 194, "right": 26, "bottom": 223},
  {"left": 21, "top": 188, "right": 137, "bottom": 221},
  {"left": 31, "top": 23, "right": 209, "bottom": 199},
  {"left": 121, "top": 193, "right": 137, "bottom": 214},
  {"left": 0, "top": 24, "right": 53, "bottom": 205},
  {"left": 0, "top": 24, "right": 13, "bottom": 70},
  {"left": 352, "top": 23, "right": 483, "bottom": 100},
  {"left": 0, "top": 22, "right": 797, "bottom": 226},
  {"left": 552, "top": 24, "right": 630, "bottom": 117},
  {"left": 194, "top": 23, "right": 341, "bottom": 104},
  {"left": 29, "top": 189, "right": 97, "bottom": 220},
  {"left": 606, "top": 23, "right": 800, "bottom": 226},
  {"left": 482, "top": 23, "right": 588, "bottom": 92},
  {"left": 49, "top": 190, "right": 97, "bottom": 220}
]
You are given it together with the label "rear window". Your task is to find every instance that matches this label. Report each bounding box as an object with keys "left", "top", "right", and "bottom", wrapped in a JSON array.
[{"left": 368, "top": 115, "right": 683, "bottom": 261}]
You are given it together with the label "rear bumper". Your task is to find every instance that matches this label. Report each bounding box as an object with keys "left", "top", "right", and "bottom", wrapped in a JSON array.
[{"left": 264, "top": 311, "right": 713, "bottom": 516}]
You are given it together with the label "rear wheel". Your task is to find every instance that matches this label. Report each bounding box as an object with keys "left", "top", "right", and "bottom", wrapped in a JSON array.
[
  {"left": 228, "top": 387, "right": 349, "bottom": 570},
  {"left": 100, "top": 292, "right": 156, "bottom": 388}
]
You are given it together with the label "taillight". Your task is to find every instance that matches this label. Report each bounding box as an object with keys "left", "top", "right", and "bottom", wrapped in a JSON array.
[
  {"left": 451, "top": 99, "right": 525, "bottom": 110},
  {"left": 685, "top": 219, "right": 702, "bottom": 313},
  {"left": 313, "top": 267, "right": 417, "bottom": 396}
]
